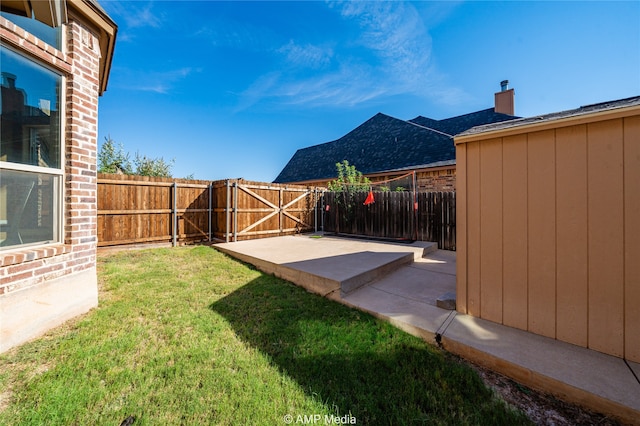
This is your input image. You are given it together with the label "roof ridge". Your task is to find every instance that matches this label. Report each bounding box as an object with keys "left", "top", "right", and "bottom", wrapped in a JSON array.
[
  {"left": 404, "top": 120, "right": 454, "bottom": 138},
  {"left": 438, "top": 107, "right": 506, "bottom": 122},
  {"left": 410, "top": 107, "right": 506, "bottom": 124}
]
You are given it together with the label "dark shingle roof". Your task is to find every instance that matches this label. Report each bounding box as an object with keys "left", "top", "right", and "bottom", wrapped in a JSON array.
[
  {"left": 409, "top": 108, "right": 518, "bottom": 136},
  {"left": 458, "top": 96, "right": 640, "bottom": 137},
  {"left": 274, "top": 108, "right": 519, "bottom": 183}
]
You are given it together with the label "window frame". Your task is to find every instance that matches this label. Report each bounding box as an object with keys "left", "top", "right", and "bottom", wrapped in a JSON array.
[{"left": 1, "top": 42, "right": 65, "bottom": 252}]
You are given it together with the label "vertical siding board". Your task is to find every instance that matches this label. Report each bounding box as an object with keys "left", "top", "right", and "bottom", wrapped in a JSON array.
[
  {"left": 502, "top": 134, "right": 529, "bottom": 331},
  {"left": 479, "top": 139, "right": 503, "bottom": 323},
  {"left": 624, "top": 115, "right": 640, "bottom": 362},
  {"left": 587, "top": 119, "right": 625, "bottom": 357},
  {"left": 456, "top": 144, "right": 468, "bottom": 313},
  {"left": 466, "top": 142, "right": 481, "bottom": 316},
  {"left": 555, "top": 125, "right": 589, "bottom": 347},
  {"left": 527, "top": 130, "right": 557, "bottom": 338}
]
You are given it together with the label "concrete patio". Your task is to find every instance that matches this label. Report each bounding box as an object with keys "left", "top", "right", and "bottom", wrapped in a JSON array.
[{"left": 215, "top": 233, "right": 640, "bottom": 425}]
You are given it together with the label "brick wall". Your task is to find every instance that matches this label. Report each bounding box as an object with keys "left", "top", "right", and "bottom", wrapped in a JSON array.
[
  {"left": 416, "top": 168, "right": 456, "bottom": 192},
  {"left": 0, "top": 16, "right": 100, "bottom": 295}
]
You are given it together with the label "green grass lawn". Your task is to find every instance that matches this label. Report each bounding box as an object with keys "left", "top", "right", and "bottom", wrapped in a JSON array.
[{"left": 0, "top": 246, "right": 530, "bottom": 425}]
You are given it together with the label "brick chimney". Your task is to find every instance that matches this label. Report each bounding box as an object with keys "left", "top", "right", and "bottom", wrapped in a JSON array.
[{"left": 494, "top": 80, "right": 515, "bottom": 115}]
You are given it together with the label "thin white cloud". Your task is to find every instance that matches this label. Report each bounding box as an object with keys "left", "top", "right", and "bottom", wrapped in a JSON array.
[
  {"left": 277, "top": 40, "right": 333, "bottom": 69},
  {"left": 127, "top": 4, "right": 162, "bottom": 29},
  {"left": 235, "top": 1, "right": 465, "bottom": 110},
  {"left": 336, "top": 1, "right": 434, "bottom": 95},
  {"left": 277, "top": 62, "right": 387, "bottom": 107},
  {"left": 233, "top": 72, "right": 282, "bottom": 111},
  {"left": 113, "top": 67, "right": 199, "bottom": 95},
  {"left": 102, "top": 1, "right": 163, "bottom": 31},
  {"left": 194, "top": 18, "right": 278, "bottom": 52},
  {"left": 235, "top": 61, "right": 386, "bottom": 111}
]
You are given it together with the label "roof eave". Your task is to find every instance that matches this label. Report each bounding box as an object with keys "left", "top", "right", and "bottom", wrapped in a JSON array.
[
  {"left": 370, "top": 160, "right": 457, "bottom": 175},
  {"left": 456, "top": 103, "right": 640, "bottom": 144},
  {"left": 67, "top": 0, "right": 117, "bottom": 95}
]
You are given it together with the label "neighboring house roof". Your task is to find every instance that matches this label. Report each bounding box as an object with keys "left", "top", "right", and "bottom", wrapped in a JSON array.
[
  {"left": 410, "top": 108, "right": 517, "bottom": 136},
  {"left": 274, "top": 108, "right": 518, "bottom": 183},
  {"left": 458, "top": 96, "right": 640, "bottom": 138}
]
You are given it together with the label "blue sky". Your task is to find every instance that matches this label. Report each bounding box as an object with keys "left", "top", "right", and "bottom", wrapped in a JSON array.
[{"left": 98, "top": 1, "right": 640, "bottom": 182}]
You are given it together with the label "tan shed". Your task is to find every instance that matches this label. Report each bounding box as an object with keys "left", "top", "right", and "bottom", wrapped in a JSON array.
[{"left": 454, "top": 96, "right": 640, "bottom": 363}]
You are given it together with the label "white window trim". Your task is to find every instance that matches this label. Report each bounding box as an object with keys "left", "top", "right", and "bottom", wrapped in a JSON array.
[{"left": 1, "top": 44, "right": 66, "bottom": 251}]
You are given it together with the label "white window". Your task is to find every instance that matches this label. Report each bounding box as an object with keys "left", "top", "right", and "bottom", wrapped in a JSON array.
[{"left": 1, "top": 46, "right": 63, "bottom": 250}]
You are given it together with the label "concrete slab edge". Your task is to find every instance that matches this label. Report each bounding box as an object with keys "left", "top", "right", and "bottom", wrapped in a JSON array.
[
  {"left": 441, "top": 338, "right": 640, "bottom": 425},
  {"left": 216, "top": 247, "right": 341, "bottom": 297},
  {"left": 420, "top": 242, "right": 439, "bottom": 257},
  {"left": 435, "top": 311, "right": 457, "bottom": 337},
  {"left": 340, "top": 252, "right": 415, "bottom": 296},
  {"left": 338, "top": 297, "right": 437, "bottom": 343}
]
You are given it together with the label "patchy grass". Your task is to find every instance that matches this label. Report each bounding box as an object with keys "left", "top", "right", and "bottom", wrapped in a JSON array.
[{"left": 0, "top": 246, "right": 530, "bottom": 425}]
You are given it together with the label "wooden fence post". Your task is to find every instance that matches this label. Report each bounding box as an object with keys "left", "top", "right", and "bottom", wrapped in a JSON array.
[
  {"left": 208, "top": 183, "right": 212, "bottom": 242},
  {"left": 225, "top": 179, "right": 230, "bottom": 243},
  {"left": 172, "top": 182, "right": 177, "bottom": 247},
  {"left": 279, "top": 187, "right": 283, "bottom": 234},
  {"left": 233, "top": 181, "right": 238, "bottom": 242}
]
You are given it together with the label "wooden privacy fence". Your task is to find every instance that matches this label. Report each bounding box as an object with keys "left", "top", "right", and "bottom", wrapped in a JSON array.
[
  {"left": 98, "top": 174, "right": 455, "bottom": 249},
  {"left": 417, "top": 192, "right": 456, "bottom": 250},
  {"left": 97, "top": 174, "right": 322, "bottom": 246},
  {"left": 97, "top": 174, "right": 213, "bottom": 247},
  {"left": 323, "top": 191, "right": 456, "bottom": 250}
]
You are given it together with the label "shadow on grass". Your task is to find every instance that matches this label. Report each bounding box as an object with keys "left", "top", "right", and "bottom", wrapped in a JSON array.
[{"left": 210, "top": 273, "right": 528, "bottom": 425}]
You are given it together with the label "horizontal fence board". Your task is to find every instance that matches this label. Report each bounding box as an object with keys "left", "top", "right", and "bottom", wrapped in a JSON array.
[{"left": 98, "top": 209, "right": 173, "bottom": 215}]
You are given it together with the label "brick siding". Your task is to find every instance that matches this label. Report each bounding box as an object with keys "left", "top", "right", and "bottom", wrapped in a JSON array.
[
  {"left": 0, "top": 17, "right": 100, "bottom": 294},
  {"left": 416, "top": 168, "right": 456, "bottom": 192}
]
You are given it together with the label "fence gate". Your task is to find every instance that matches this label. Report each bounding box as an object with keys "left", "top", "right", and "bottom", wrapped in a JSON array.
[{"left": 222, "top": 180, "right": 319, "bottom": 242}]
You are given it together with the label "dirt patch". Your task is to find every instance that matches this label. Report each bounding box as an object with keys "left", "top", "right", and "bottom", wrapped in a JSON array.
[
  {"left": 471, "top": 363, "right": 622, "bottom": 425},
  {"left": 0, "top": 390, "right": 12, "bottom": 414}
]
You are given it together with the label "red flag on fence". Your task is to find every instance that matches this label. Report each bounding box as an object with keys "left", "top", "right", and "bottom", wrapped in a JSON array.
[{"left": 363, "top": 190, "right": 375, "bottom": 206}]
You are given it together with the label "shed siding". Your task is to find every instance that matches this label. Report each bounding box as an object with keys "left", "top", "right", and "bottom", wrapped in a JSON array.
[{"left": 456, "top": 109, "right": 639, "bottom": 362}]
